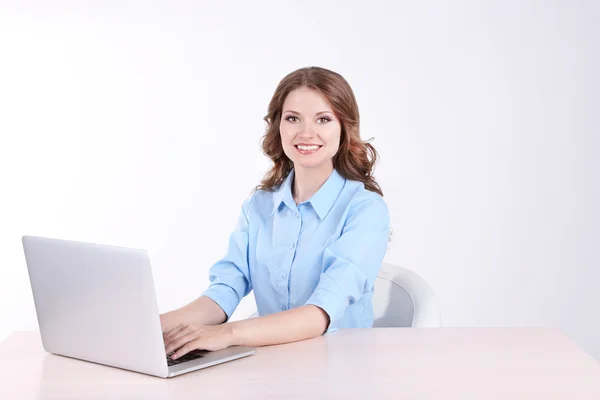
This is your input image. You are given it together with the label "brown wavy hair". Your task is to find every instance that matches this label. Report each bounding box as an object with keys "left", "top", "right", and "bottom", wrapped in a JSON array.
[{"left": 255, "top": 66, "right": 383, "bottom": 196}]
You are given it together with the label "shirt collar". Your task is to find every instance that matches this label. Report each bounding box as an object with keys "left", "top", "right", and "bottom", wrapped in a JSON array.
[
  {"left": 272, "top": 168, "right": 346, "bottom": 220},
  {"left": 271, "top": 169, "right": 297, "bottom": 215}
]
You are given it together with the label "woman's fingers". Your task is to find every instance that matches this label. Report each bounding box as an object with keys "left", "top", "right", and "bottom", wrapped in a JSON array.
[
  {"left": 171, "top": 339, "right": 202, "bottom": 359},
  {"left": 163, "top": 324, "right": 190, "bottom": 348},
  {"left": 164, "top": 323, "right": 184, "bottom": 338},
  {"left": 165, "top": 328, "right": 200, "bottom": 355}
]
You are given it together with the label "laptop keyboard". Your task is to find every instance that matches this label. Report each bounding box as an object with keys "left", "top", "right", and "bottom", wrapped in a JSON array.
[{"left": 167, "top": 349, "right": 206, "bottom": 366}]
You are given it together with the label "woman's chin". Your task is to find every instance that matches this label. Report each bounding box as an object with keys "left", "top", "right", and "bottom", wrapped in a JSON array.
[{"left": 293, "top": 159, "right": 330, "bottom": 170}]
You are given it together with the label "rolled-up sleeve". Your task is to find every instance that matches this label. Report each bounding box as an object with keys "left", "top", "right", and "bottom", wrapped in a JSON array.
[
  {"left": 306, "top": 195, "right": 390, "bottom": 332},
  {"left": 201, "top": 193, "right": 254, "bottom": 320}
]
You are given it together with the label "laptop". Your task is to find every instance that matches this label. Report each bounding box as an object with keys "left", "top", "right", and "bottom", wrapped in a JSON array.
[{"left": 21, "top": 235, "right": 256, "bottom": 378}]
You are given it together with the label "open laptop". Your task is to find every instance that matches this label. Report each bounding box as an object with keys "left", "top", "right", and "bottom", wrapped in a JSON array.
[{"left": 21, "top": 235, "right": 256, "bottom": 378}]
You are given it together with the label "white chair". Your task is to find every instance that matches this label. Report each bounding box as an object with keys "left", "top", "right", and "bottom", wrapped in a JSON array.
[
  {"left": 248, "top": 263, "right": 441, "bottom": 328},
  {"left": 373, "top": 263, "right": 441, "bottom": 327}
]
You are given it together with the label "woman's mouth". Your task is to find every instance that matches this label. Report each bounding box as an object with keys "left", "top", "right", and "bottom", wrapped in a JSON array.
[{"left": 294, "top": 144, "right": 322, "bottom": 155}]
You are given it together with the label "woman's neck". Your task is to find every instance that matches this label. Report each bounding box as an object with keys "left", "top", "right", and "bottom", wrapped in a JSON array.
[{"left": 292, "top": 164, "right": 334, "bottom": 204}]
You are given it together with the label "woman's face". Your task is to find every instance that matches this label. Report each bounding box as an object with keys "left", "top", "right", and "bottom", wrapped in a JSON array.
[{"left": 279, "top": 87, "right": 341, "bottom": 171}]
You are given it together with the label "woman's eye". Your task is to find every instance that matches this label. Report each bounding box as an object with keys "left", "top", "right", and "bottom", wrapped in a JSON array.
[{"left": 285, "top": 116, "right": 330, "bottom": 123}]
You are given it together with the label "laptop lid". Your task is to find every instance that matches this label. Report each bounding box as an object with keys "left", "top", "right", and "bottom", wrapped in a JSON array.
[{"left": 22, "top": 235, "right": 169, "bottom": 378}]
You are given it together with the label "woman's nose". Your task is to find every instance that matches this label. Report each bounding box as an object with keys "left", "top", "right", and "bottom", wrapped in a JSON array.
[{"left": 298, "top": 123, "right": 315, "bottom": 138}]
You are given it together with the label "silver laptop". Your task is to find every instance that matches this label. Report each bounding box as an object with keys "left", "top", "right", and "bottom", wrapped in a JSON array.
[{"left": 21, "top": 235, "right": 256, "bottom": 378}]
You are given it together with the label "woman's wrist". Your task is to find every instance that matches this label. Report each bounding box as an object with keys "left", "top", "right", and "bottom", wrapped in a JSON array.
[{"left": 226, "top": 321, "right": 243, "bottom": 347}]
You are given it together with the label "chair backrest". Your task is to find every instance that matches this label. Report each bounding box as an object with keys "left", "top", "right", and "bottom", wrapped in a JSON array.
[{"left": 373, "top": 263, "right": 441, "bottom": 328}]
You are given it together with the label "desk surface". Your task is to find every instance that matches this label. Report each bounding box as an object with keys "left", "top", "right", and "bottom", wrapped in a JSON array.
[{"left": 1, "top": 328, "right": 599, "bottom": 399}]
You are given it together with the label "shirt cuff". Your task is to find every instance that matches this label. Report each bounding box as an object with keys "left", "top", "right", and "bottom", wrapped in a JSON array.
[
  {"left": 202, "top": 283, "right": 239, "bottom": 321},
  {"left": 306, "top": 285, "right": 344, "bottom": 334}
]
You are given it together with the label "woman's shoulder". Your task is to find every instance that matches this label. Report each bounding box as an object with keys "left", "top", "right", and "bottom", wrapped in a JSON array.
[
  {"left": 240, "top": 187, "right": 277, "bottom": 217},
  {"left": 344, "top": 178, "right": 387, "bottom": 204},
  {"left": 343, "top": 180, "right": 389, "bottom": 221}
]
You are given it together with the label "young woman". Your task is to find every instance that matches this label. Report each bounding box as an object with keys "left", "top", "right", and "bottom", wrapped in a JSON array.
[{"left": 161, "top": 66, "right": 390, "bottom": 360}]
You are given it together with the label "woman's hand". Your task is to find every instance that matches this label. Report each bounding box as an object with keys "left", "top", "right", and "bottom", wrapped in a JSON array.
[
  {"left": 163, "top": 323, "right": 235, "bottom": 359},
  {"left": 160, "top": 311, "right": 183, "bottom": 334}
]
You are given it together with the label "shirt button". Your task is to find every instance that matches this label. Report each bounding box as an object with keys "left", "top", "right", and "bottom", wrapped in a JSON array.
[
  {"left": 290, "top": 243, "right": 295, "bottom": 249},
  {"left": 281, "top": 272, "right": 287, "bottom": 280},
  {"left": 295, "top": 213, "right": 300, "bottom": 218},
  {"left": 281, "top": 305, "right": 287, "bottom": 311}
]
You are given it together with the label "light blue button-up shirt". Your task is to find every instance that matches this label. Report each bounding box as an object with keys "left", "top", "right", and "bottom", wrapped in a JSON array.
[{"left": 202, "top": 168, "right": 390, "bottom": 332}]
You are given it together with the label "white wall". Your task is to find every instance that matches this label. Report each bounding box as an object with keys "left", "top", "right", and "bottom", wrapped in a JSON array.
[{"left": 1, "top": 1, "right": 599, "bottom": 359}]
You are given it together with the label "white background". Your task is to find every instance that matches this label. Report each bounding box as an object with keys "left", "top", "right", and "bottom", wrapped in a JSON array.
[{"left": 1, "top": 1, "right": 599, "bottom": 359}]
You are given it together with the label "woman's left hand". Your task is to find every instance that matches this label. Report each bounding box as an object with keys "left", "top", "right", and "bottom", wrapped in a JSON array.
[{"left": 163, "top": 323, "right": 235, "bottom": 359}]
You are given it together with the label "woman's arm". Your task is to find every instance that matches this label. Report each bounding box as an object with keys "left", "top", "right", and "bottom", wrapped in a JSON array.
[
  {"left": 160, "top": 295, "right": 227, "bottom": 332},
  {"left": 163, "top": 305, "right": 329, "bottom": 357},
  {"left": 230, "top": 305, "right": 329, "bottom": 347},
  {"left": 161, "top": 193, "right": 256, "bottom": 334}
]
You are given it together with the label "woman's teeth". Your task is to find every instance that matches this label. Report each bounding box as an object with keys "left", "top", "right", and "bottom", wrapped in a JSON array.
[{"left": 297, "top": 145, "right": 320, "bottom": 151}]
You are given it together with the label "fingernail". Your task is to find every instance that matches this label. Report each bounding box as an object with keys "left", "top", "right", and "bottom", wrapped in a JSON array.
[{"left": 171, "top": 353, "right": 178, "bottom": 359}]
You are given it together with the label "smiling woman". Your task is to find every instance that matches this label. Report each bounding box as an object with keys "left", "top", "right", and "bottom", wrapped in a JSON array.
[
  {"left": 258, "top": 67, "right": 383, "bottom": 198},
  {"left": 161, "top": 66, "right": 390, "bottom": 360}
]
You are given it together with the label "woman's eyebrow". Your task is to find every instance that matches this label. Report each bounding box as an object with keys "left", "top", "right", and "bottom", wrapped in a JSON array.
[{"left": 283, "top": 110, "right": 334, "bottom": 115}]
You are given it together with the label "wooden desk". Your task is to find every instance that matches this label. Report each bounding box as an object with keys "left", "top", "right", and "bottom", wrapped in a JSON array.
[{"left": 1, "top": 328, "right": 599, "bottom": 399}]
